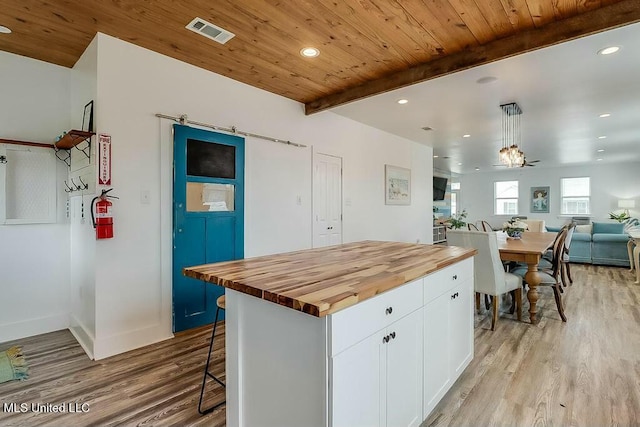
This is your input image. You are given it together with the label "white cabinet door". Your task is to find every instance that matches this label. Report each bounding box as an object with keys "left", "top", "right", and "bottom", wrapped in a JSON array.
[
  {"left": 449, "top": 280, "right": 473, "bottom": 377},
  {"left": 386, "top": 309, "right": 423, "bottom": 427},
  {"left": 332, "top": 331, "right": 385, "bottom": 427},
  {"left": 423, "top": 291, "right": 451, "bottom": 418}
]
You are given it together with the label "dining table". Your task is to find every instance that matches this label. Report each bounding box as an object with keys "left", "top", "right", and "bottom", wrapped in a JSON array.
[{"left": 497, "top": 231, "right": 558, "bottom": 324}]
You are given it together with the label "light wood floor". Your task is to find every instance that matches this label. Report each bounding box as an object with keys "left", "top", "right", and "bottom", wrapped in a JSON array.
[{"left": 1, "top": 264, "right": 639, "bottom": 426}]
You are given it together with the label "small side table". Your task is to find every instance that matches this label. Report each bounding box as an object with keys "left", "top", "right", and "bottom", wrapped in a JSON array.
[{"left": 628, "top": 231, "right": 640, "bottom": 284}]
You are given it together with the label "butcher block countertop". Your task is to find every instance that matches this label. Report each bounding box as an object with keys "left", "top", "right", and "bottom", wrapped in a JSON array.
[{"left": 183, "top": 240, "right": 476, "bottom": 317}]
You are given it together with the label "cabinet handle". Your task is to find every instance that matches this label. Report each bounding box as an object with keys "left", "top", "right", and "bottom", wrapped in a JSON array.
[
  {"left": 385, "top": 306, "right": 393, "bottom": 315},
  {"left": 390, "top": 332, "right": 396, "bottom": 339},
  {"left": 453, "top": 274, "right": 458, "bottom": 280}
]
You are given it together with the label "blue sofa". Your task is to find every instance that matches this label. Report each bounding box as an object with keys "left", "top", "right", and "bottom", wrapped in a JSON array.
[{"left": 547, "top": 222, "right": 630, "bottom": 267}]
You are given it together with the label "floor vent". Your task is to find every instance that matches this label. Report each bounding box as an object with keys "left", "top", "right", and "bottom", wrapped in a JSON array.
[{"left": 186, "top": 17, "right": 235, "bottom": 45}]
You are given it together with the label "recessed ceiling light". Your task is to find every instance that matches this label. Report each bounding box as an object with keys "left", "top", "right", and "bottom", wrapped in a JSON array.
[
  {"left": 0, "top": 25, "right": 11, "bottom": 34},
  {"left": 597, "top": 158, "right": 603, "bottom": 161},
  {"left": 476, "top": 76, "right": 498, "bottom": 84},
  {"left": 598, "top": 135, "right": 607, "bottom": 139},
  {"left": 300, "top": 47, "right": 320, "bottom": 57},
  {"left": 433, "top": 155, "right": 439, "bottom": 158},
  {"left": 397, "top": 99, "right": 408, "bottom": 105},
  {"left": 598, "top": 46, "right": 620, "bottom": 55},
  {"left": 597, "top": 149, "right": 605, "bottom": 152},
  {"left": 457, "top": 163, "right": 463, "bottom": 166},
  {"left": 463, "top": 134, "right": 471, "bottom": 138},
  {"left": 475, "top": 167, "right": 480, "bottom": 171},
  {"left": 599, "top": 113, "right": 611, "bottom": 118}
]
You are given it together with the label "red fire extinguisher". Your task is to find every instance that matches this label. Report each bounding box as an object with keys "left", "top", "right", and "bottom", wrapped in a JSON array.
[{"left": 91, "top": 188, "right": 118, "bottom": 239}]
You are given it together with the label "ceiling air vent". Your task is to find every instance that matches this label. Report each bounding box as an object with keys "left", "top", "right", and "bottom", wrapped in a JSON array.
[{"left": 186, "top": 17, "right": 235, "bottom": 45}]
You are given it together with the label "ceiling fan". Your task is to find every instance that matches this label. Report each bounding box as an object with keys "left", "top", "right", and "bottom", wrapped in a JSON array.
[{"left": 493, "top": 158, "right": 541, "bottom": 168}]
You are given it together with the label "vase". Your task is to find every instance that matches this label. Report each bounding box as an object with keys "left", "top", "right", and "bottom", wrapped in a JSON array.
[{"left": 506, "top": 229, "right": 522, "bottom": 239}]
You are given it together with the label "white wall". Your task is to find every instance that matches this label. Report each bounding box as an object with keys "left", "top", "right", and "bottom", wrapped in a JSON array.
[
  {"left": 68, "top": 37, "right": 98, "bottom": 358},
  {"left": 460, "top": 162, "right": 640, "bottom": 229},
  {"left": 90, "top": 33, "right": 432, "bottom": 359},
  {"left": 0, "top": 52, "right": 71, "bottom": 342}
]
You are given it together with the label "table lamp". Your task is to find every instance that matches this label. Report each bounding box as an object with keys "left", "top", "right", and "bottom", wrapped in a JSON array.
[{"left": 618, "top": 199, "right": 636, "bottom": 216}]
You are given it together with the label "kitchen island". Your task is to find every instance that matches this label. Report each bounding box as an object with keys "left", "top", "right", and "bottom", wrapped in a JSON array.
[{"left": 184, "top": 240, "right": 476, "bottom": 427}]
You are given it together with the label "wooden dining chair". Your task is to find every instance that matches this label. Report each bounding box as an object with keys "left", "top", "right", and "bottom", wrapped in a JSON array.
[
  {"left": 447, "top": 230, "right": 522, "bottom": 330},
  {"left": 561, "top": 223, "right": 577, "bottom": 286},
  {"left": 467, "top": 223, "right": 479, "bottom": 231},
  {"left": 478, "top": 220, "right": 493, "bottom": 232},
  {"left": 541, "top": 223, "right": 576, "bottom": 287},
  {"left": 512, "top": 228, "right": 568, "bottom": 322}
]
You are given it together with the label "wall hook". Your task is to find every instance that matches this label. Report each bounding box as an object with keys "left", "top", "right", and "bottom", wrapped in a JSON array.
[
  {"left": 71, "top": 178, "right": 81, "bottom": 191},
  {"left": 64, "top": 180, "right": 73, "bottom": 193},
  {"left": 0, "top": 155, "right": 7, "bottom": 164},
  {"left": 78, "top": 176, "right": 89, "bottom": 190}
]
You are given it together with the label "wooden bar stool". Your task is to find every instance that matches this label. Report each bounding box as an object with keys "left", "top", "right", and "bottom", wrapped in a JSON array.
[{"left": 198, "top": 295, "right": 226, "bottom": 415}]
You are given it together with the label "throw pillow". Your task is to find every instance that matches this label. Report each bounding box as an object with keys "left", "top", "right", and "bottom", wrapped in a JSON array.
[{"left": 575, "top": 224, "right": 592, "bottom": 234}]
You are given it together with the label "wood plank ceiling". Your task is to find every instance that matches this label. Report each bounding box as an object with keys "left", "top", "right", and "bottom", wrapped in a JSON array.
[{"left": 2, "top": 0, "right": 639, "bottom": 114}]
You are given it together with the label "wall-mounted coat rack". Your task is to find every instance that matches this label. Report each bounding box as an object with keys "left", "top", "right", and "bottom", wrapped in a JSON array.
[
  {"left": 54, "top": 130, "right": 94, "bottom": 167},
  {"left": 64, "top": 177, "right": 89, "bottom": 193}
]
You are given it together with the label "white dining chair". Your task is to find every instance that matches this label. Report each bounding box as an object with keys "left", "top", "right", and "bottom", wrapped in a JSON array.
[
  {"left": 447, "top": 230, "right": 522, "bottom": 330},
  {"left": 522, "top": 219, "right": 546, "bottom": 232}
]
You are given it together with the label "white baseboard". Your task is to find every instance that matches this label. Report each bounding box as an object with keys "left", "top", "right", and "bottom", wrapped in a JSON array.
[
  {"left": 0, "top": 313, "right": 69, "bottom": 343},
  {"left": 93, "top": 323, "right": 174, "bottom": 360},
  {"left": 69, "top": 314, "right": 95, "bottom": 360}
]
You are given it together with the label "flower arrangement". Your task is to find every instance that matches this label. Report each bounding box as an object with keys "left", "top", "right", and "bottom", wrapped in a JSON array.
[
  {"left": 447, "top": 209, "right": 468, "bottom": 230},
  {"left": 502, "top": 219, "right": 528, "bottom": 239}
]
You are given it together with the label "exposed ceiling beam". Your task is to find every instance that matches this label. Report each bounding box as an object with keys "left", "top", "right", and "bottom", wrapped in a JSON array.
[{"left": 305, "top": 0, "right": 640, "bottom": 115}]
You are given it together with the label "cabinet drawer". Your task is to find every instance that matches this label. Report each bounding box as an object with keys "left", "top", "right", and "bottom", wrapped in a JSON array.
[
  {"left": 329, "top": 278, "right": 423, "bottom": 356},
  {"left": 423, "top": 258, "right": 473, "bottom": 304}
]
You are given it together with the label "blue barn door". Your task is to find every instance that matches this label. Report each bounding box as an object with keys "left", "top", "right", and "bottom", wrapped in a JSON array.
[{"left": 172, "top": 124, "right": 244, "bottom": 332}]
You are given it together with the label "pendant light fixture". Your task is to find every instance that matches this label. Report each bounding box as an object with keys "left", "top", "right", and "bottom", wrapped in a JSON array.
[{"left": 499, "top": 102, "right": 525, "bottom": 168}]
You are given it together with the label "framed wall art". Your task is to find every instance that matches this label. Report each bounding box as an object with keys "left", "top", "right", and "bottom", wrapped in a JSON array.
[
  {"left": 82, "top": 100, "right": 94, "bottom": 132},
  {"left": 385, "top": 165, "right": 411, "bottom": 205},
  {"left": 531, "top": 186, "right": 550, "bottom": 213}
]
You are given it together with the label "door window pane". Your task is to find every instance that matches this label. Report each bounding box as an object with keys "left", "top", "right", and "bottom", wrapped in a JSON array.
[
  {"left": 187, "top": 183, "right": 235, "bottom": 212},
  {"left": 187, "top": 139, "right": 235, "bottom": 179}
]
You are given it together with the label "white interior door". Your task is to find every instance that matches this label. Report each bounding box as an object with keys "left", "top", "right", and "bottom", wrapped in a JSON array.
[{"left": 313, "top": 153, "right": 342, "bottom": 248}]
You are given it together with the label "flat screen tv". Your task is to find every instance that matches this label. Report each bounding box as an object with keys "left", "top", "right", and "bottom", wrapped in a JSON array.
[{"left": 433, "top": 176, "right": 448, "bottom": 201}]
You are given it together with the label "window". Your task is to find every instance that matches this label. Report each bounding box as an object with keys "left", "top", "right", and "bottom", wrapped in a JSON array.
[
  {"left": 561, "top": 177, "right": 590, "bottom": 215},
  {"left": 494, "top": 181, "right": 519, "bottom": 215},
  {"left": 450, "top": 181, "right": 460, "bottom": 216},
  {"left": 450, "top": 192, "right": 457, "bottom": 216}
]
